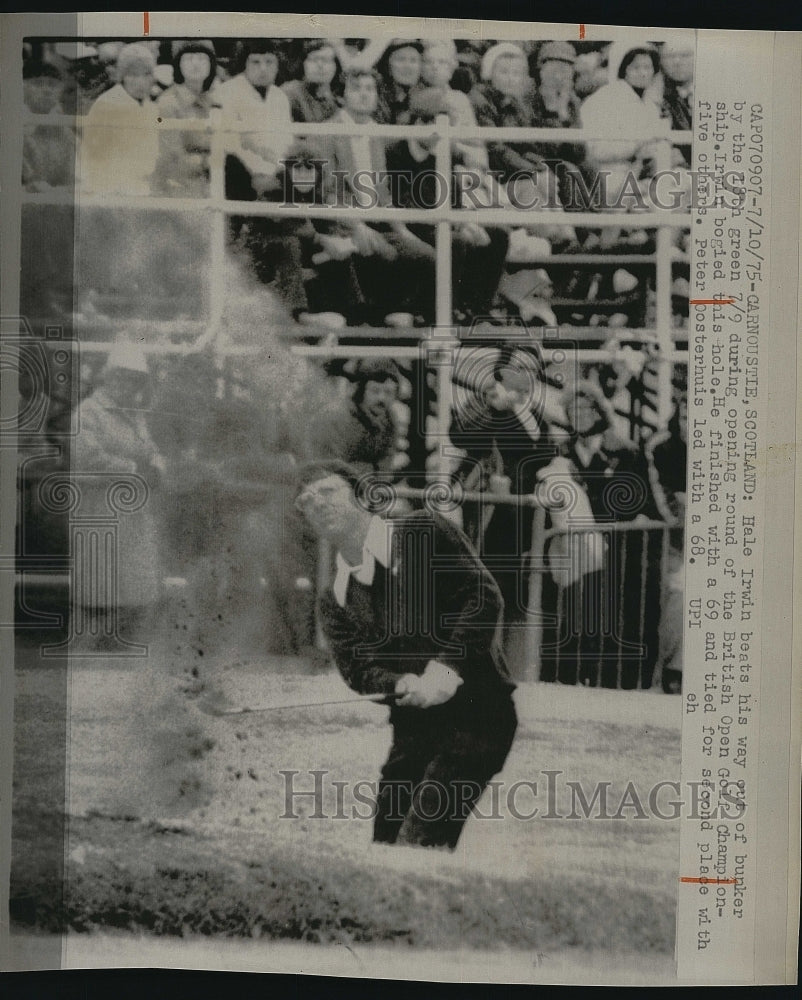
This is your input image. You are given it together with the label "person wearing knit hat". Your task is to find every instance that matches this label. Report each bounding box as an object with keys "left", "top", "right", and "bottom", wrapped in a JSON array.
[
  {"left": 469, "top": 38, "right": 576, "bottom": 236},
  {"left": 525, "top": 41, "right": 586, "bottom": 202},
  {"left": 80, "top": 42, "right": 160, "bottom": 195},
  {"left": 479, "top": 42, "right": 527, "bottom": 84},
  {"left": 116, "top": 42, "right": 158, "bottom": 94}
]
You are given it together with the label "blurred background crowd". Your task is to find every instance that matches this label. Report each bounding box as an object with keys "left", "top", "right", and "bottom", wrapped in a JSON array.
[{"left": 17, "top": 34, "right": 692, "bottom": 693}]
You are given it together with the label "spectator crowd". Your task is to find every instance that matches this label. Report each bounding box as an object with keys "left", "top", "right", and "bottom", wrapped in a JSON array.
[
  {"left": 19, "top": 34, "right": 694, "bottom": 692},
  {"left": 23, "top": 34, "right": 693, "bottom": 329}
]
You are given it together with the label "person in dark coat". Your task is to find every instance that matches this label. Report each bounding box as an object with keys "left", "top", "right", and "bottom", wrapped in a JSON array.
[
  {"left": 374, "top": 39, "right": 425, "bottom": 125},
  {"left": 294, "top": 459, "right": 517, "bottom": 850},
  {"left": 448, "top": 345, "right": 565, "bottom": 676},
  {"left": 540, "top": 382, "right": 664, "bottom": 689},
  {"left": 281, "top": 38, "right": 340, "bottom": 127}
]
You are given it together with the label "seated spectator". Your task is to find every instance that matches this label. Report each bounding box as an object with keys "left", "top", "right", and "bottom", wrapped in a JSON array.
[
  {"left": 658, "top": 38, "right": 694, "bottom": 164},
  {"left": 22, "top": 60, "right": 75, "bottom": 191},
  {"left": 152, "top": 40, "right": 219, "bottom": 198},
  {"left": 218, "top": 40, "right": 293, "bottom": 203},
  {"left": 468, "top": 44, "right": 543, "bottom": 178},
  {"left": 80, "top": 42, "right": 159, "bottom": 195},
  {"left": 242, "top": 142, "right": 362, "bottom": 324},
  {"left": 318, "top": 68, "right": 438, "bottom": 324},
  {"left": 527, "top": 41, "right": 587, "bottom": 178},
  {"left": 282, "top": 38, "right": 340, "bottom": 125},
  {"left": 374, "top": 39, "right": 425, "bottom": 124},
  {"left": 469, "top": 43, "right": 575, "bottom": 243},
  {"left": 51, "top": 41, "right": 109, "bottom": 115},
  {"left": 386, "top": 86, "right": 510, "bottom": 323},
  {"left": 421, "top": 40, "right": 488, "bottom": 171},
  {"left": 580, "top": 42, "right": 667, "bottom": 200}
]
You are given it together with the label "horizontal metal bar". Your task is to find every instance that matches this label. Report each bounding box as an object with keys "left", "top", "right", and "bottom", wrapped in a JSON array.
[
  {"left": 22, "top": 111, "right": 691, "bottom": 143},
  {"left": 543, "top": 519, "right": 671, "bottom": 538},
  {"left": 289, "top": 344, "right": 689, "bottom": 362},
  {"left": 25, "top": 190, "right": 691, "bottom": 228}
]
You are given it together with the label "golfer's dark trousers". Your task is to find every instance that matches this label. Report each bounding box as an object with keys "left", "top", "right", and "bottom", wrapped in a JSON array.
[{"left": 374, "top": 694, "right": 518, "bottom": 849}]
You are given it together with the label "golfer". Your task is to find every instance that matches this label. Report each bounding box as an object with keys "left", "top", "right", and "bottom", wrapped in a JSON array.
[{"left": 294, "top": 460, "right": 518, "bottom": 849}]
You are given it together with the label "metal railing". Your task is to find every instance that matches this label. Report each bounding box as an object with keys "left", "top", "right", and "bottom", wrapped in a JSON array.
[{"left": 17, "top": 107, "right": 691, "bottom": 650}]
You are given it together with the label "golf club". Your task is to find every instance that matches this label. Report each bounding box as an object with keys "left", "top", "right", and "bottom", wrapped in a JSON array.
[{"left": 196, "top": 691, "right": 400, "bottom": 717}]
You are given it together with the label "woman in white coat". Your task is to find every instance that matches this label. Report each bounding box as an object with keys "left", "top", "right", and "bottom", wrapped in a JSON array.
[{"left": 579, "top": 43, "right": 666, "bottom": 201}]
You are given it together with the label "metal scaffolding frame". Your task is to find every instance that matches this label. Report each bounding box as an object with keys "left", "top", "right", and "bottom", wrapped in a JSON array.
[
  {"left": 18, "top": 110, "right": 691, "bottom": 678},
  {"left": 22, "top": 110, "right": 691, "bottom": 474}
]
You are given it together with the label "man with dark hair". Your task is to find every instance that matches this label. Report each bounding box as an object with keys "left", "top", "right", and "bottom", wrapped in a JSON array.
[
  {"left": 317, "top": 67, "right": 436, "bottom": 324},
  {"left": 294, "top": 460, "right": 518, "bottom": 849},
  {"left": 340, "top": 360, "right": 404, "bottom": 477},
  {"left": 218, "top": 39, "right": 293, "bottom": 201}
]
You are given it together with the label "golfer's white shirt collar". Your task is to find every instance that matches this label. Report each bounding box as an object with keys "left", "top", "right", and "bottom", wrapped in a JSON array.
[{"left": 333, "top": 516, "right": 394, "bottom": 607}]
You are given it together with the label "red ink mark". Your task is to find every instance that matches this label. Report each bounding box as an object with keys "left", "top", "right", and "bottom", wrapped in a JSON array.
[
  {"left": 579, "top": 24, "right": 586, "bottom": 39},
  {"left": 690, "top": 299, "right": 735, "bottom": 305},
  {"left": 143, "top": 11, "right": 150, "bottom": 35},
  {"left": 679, "top": 876, "right": 737, "bottom": 884}
]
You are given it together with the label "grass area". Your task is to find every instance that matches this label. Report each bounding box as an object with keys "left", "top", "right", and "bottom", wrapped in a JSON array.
[{"left": 11, "top": 652, "right": 682, "bottom": 955}]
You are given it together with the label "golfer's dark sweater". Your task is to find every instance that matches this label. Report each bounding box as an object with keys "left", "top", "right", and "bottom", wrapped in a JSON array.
[{"left": 319, "top": 510, "right": 516, "bottom": 730}]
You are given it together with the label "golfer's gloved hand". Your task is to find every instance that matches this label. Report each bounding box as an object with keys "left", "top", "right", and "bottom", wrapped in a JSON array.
[{"left": 394, "top": 660, "right": 463, "bottom": 708}]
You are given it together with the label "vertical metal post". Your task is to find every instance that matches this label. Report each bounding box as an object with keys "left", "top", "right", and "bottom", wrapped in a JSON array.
[
  {"left": 524, "top": 503, "right": 547, "bottom": 680},
  {"left": 207, "top": 107, "right": 227, "bottom": 357},
  {"left": 654, "top": 137, "right": 674, "bottom": 429},
  {"left": 431, "top": 112, "right": 454, "bottom": 481},
  {"left": 315, "top": 537, "right": 331, "bottom": 651}
]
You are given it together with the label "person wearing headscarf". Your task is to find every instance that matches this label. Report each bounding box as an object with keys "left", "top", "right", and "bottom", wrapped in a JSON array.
[
  {"left": 71, "top": 343, "right": 166, "bottom": 647},
  {"left": 374, "top": 39, "right": 425, "bottom": 125},
  {"left": 152, "top": 40, "right": 220, "bottom": 197},
  {"left": 579, "top": 42, "right": 667, "bottom": 189},
  {"left": 527, "top": 41, "right": 585, "bottom": 168},
  {"left": 80, "top": 42, "right": 160, "bottom": 195}
]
